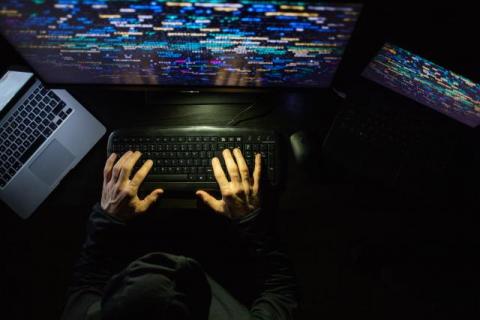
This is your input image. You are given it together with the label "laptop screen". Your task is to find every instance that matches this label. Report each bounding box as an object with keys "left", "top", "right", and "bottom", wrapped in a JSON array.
[
  {"left": 362, "top": 43, "right": 480, "bottom": 127},
  {"left": 0, "top": 1, "right": 361, "bottom": 88}
]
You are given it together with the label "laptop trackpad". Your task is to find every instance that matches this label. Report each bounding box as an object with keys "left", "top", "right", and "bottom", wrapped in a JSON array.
[{"left": 29, "top": 139, "right": 75, "bottom": 186}]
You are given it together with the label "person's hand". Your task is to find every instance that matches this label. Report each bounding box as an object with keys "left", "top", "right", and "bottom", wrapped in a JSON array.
[
  {"left": 101, "top": 151, "right": 163, "bottom": 222},
  {"left": 196, "top": 148, "right": 261, "bottom": 220}
]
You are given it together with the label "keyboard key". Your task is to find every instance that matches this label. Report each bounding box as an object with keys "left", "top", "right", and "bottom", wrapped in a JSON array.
[
  {"left": 20, "top": 135, "right": 46, "bottom": 163},
  {"left": 43, "top": 127, "right": 53, "bottom": 136},
  {"left": 53, "top": 102, "right": 66, "bottom": 114}
]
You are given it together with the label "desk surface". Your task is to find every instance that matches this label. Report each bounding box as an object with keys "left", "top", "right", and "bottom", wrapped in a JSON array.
[{"left": 3, "top": 81, "right": 480, "bottom": 320}]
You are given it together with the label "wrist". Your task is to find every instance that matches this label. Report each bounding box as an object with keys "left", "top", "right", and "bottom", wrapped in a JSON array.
[{"left": 233, "top": 208, "right": 261, "bottom": 224}]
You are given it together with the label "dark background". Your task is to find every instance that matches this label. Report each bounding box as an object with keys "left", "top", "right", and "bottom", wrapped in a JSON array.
[{"left": 1, "top": 2, "right": 479, "bottom": 319}]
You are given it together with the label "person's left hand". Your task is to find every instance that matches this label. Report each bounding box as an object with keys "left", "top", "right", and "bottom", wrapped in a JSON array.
[{"left": 101, "top": 151, "right": 163, "bottom": 222}]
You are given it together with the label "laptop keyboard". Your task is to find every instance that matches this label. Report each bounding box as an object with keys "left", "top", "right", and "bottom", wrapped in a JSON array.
[
  {"left": 108, "top": 127, "right": 279, "bottom": 192},
  {"left": 0, "top": 83, "right": 73, "bottom": 188}
]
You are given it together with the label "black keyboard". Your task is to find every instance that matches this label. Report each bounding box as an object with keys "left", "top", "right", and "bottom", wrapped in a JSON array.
[
  {"left": 107, "top": 127, "right": 279, "bottom": 192},
  {"left": 332, "top": 108, "right": 443, "bottom": 150},
  {"left": 0, "top": 82, "right": 73, "bottom": 188}
]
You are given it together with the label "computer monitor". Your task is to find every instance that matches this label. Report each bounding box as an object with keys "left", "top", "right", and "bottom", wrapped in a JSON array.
[
  {"left": 0, "top": 1, "right": 361, "bottom": 90},
  {"left": 362, "top": 43, "right": 480, "bottom": 127}
]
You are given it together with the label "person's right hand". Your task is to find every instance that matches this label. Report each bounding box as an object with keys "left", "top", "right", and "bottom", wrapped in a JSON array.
[
  {"left": 101, "top": 151, "right": 163, "bottom": 222},
  {"left": 196, "top": 148, "right": 262, "bottom": 220}
]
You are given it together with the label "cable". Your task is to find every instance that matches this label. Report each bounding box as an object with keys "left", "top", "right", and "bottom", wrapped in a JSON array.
[
  {"left": 228, "top": 105, "right": 276, "bottom": 126},
  {"left": 225, "top": 103, "right": 256, "bottom": 126}
]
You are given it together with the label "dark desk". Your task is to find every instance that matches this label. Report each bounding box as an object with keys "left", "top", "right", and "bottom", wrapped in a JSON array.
[{"left": 3, "top": 84, "right": 480, "bottom": 320}]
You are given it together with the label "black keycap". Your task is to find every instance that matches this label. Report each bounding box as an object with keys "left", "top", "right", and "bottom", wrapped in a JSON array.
[
  {"left": 43, "top": 127, "right": 52, "bottom": 136},
  {"left": 53, "top": 102, "right": 66, "bottom": 114},
  {"left": 148, "top": 174, "right": 189, "bottom": 181},
  {"left": 20, "top": 135, "right": 46, "bottom": 163},
  {"left": 49, "top": 123, "right": 57, "bottom": 131}
]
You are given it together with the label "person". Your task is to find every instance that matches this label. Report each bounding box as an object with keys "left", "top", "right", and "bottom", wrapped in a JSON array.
[{"left": 61, "top": 148, "right": 298, "bottom": 320}]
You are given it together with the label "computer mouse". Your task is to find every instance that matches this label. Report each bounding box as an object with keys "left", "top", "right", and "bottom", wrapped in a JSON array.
[{"left": 290, "top": 131, "right": 314, "bottom": 165}]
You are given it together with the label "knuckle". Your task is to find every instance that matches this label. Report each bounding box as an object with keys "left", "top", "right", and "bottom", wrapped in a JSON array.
[
  {"left": 222, "top": 189, "right": 233, "bottom": 198},
  {"left": 240, "top": 168, "right": 249, "bottom": 176},
  {"left": 231, "top": 186, "right": 243, "bottom": 196}
]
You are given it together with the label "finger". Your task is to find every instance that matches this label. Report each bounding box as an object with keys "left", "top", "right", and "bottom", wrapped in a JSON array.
[
  {"left": 233, "top": 148, "right": 251, "bottom": 194},
  {"left": 233, "top": 148, "right": 250, "bottom": 183},
  {"left": 138, "top": 189, "right": 163, "bottom": 212},
  {"left": 196, "top": 190, "right": 223, "bottom": 213},
  {"left": 222, "top": 149, "right": 240, "bottom": 183},
  {"left": 103, "top": 153, "right": 118, "bottom": 183},
  {"left": 117, "top": 151, "right": 142, "bottom": 183},
  {"left": 212, "top": 157, "right": 229, "bottom": 187},
  {"left": 252, "top": 153, "right": 262, "bottom": 194},
  {"left": 111, "top": 151, "right": 133, "bottom": 182},
  {"left": 130, "top": 159, "right": 153, "bottom": 189}
]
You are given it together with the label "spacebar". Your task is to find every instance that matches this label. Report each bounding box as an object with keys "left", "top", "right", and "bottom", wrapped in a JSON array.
[
  {"left": 20, "top": 135, "right": 46, "bottom": 163},
  {"left": 148, "top": 174, "right": 188, "bottom": 181}
]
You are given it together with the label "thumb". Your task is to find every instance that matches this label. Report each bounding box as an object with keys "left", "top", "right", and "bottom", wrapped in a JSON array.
[
  {"left": 138, "top": 189, "right": 163, "bottom": 212},
  {"left": 196, "top": 190, "right": 223, "bottom": 213}
]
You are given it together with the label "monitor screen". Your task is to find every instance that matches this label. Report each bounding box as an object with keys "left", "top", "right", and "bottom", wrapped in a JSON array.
[
  {"left": 0, "top": 1, "right": 361, "bottom": 89},
  {"left": 362, "top": 43, "right": 480, "bottom": 127}
]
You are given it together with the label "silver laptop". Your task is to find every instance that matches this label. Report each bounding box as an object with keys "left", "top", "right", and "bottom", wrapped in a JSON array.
[{"left": 0, "top": 70, "right": 105, "bottom": 219}]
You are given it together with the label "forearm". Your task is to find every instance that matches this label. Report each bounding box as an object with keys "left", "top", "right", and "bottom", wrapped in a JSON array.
[
  {"left": 69, "top": 204, "right": 129, "bottom": 293},
  {"left": 235, "top": 211, "right": 299, "bottom": 320}
]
